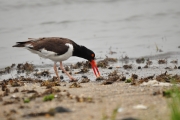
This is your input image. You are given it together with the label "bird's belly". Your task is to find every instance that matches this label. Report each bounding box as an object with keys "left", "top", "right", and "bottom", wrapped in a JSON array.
[
  {"left": 47, "top": 53, "right": 71, "bottom": 62},
  {"left": 27, "top": 47, "right": 73, "bottom": 62}
]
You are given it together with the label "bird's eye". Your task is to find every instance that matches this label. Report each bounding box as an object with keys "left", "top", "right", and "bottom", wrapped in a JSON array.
[{"left": 91, "top": 54, "right": 94, "bottom": 58}]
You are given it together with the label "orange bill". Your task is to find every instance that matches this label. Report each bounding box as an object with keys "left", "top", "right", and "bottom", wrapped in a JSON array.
[{"left": 90, "top": 60, "right": 100, "bottom": 77}]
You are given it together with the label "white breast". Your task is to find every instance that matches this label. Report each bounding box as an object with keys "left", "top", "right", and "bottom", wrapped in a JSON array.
[{"left": 26, "top": 43, "right": 74, "bottom": 62}]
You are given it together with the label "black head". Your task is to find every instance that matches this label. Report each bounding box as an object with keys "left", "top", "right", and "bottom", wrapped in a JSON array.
[
  {"left": 73, "top": 45, "right": 100, "bottom": 77},
  {"left": 73, "top": 45, "right": 95, "bottom": 61},
  {"left": 80, "top": 46, "right": 95, "bottom": 61}
]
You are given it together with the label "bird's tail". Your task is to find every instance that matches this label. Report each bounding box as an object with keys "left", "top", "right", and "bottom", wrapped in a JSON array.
[{"left": 12, "top": 41, "right": 32, "bottom": 47}]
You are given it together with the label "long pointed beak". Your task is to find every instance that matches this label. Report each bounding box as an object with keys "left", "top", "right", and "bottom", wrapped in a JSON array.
[{"left": 90, "top": 60, "right": 100, "bottom": 78}]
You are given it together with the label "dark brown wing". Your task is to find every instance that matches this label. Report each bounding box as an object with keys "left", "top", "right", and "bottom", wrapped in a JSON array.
[{"left": 31, "top": 37, "right": 74, "bottom": 55}]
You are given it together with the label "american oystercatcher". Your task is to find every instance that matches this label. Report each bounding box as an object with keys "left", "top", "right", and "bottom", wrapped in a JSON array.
[{"left": 13, "top": 37, "right": 100, "bottom": 82}]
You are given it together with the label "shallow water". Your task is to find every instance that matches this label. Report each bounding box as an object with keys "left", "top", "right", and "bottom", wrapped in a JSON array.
[{"left": 0, "top": 0, "right": 180, "bottom": 68}]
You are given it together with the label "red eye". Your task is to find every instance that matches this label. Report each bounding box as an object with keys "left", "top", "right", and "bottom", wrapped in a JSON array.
[{"left": 91, "top": 54, "right": 94, "bottom": 57}]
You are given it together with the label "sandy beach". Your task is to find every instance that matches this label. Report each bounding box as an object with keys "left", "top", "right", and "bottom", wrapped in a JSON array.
[{"left": 0, "top": 57, "right": 180, "bottom": 120}]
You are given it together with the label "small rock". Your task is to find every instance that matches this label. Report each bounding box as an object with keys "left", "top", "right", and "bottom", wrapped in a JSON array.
[
  {"left": 117, "top": 107, "right": 124, "bottom": 113},
  {"left": 133, "top": 104, "right": 148, "bottom": 110},
  {"left": 82, "top": 75, "right": 88, "bottom": 78},
  {"left": 138, "top": 66, "right": 141, "bottom": 69},
  {"left": 108, "top": 67, "right": 113, "bottom": 69},
  {"left": 60, "top": 75, "right": 64, "bottom": 80}
]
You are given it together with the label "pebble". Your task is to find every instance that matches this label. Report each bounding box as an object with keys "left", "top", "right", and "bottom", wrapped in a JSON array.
[
  {"left": 117, "top": 107, "right": 124, "bottom": 112},
  {"left": 108, "top": 67, "right": 113, "bottom": 69},
  {"left": 133, "top": 104, "right": 148, "bottom": 110},
  {"left": 60, "top": 75, "right": 64, "bottom": 80},
  {"left": 82, "top": 75, "right": 88, "bottom": 78},
  {"left": 138, "top": 66, "right": 141, "bottom": 69}
]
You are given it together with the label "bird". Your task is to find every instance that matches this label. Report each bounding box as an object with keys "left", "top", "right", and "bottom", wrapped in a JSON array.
[{"left": 13, "top": 37, "right": 100, "bottom": 82}]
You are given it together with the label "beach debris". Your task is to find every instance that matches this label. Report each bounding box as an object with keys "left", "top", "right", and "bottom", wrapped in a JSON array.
[
  {"left": 97, "top": 59, "right": 108, "bottom": 68},
  {"left": 170, "top": 60, "right": 178, "bottom": 64},
  {"left": 75, "top": 67, "right": 89, "bottom": 74},
  {"left": 102, "top": 80, "right": 114, "bottom": 85},
  {"left": 34, "top": 70, "right": 50, "bottom": 77},
  {"left": 2, "top": 83, "right": 7, "bottom": 91},
  {"left": 133, "top": 104, "right": 148, "bottom": 110},
  {"left": 3, "top": 100, "right": 17, "bottom": 105},
  {"left": 10, "top": 80, "right": 23, "bottom": 87},
  {"left": 153, "top": 90, "right": 161, "bottom": 96},
  {"left": 4, "top": 88, "right": 10, "bottom": 96},
  {"left": 21, "top": 89, "right": 38, "bottom": 94},
  {"left": 158, "top": 59, "right": 167, "bottom": 64},
  {"left": 80, "top": 77, "right": 90, "bottom": 83},
  {"left": 97, "top": 57, "right": 117, "bottom": 68},
  {"left": 140, "top": 80, "right": 172, "bottom": 87},
  {"left": 136, "top": 58, "right": 145, "bottom": 64},
  {"left": 144, "top": 65, "right": 148, "bottom": 68},
  {"left": 75, "top": 96, "right": 93, "bottom": 103},
  {"left": 69, "top": 83, "right": 82, "bottom": 88},
  {"left": 17, "top": 62, "right": 34, "bottom": 72},
  {"left": 156, "top": 71, "right": 180, "bottom": 83},
  {"left": 5, "top": 66, "right": 11, "bottom": 74},
  {"left": 96, "top": 76, "right": 105, "bottom": 81},
  {"left": 146, "top": 59, "right": 153, "bottom": 65},
  {"left": 22, "top": 106, "right": 70, "bottom": 118},
  {"left": 43, "top": 94, "right": 55, "bottom": 101},
  {"left": 72, "top": 61, "right": 91, "bottom": 69},
  {"left": 41, "top": 81, "right": 60, "bottom": 89},
  {"left": 102, "top": 70, "right": 121, "bottom": 85},
  {"left": 174, "top": 66, "right": 178, "bottom": 69},
  {"left": 42, "top": 88, "right": 61, "bottom": 96},
  {"left": 131, "top": 74, "right": 138, "bottom": 80},
  {"left": 123, "top": 64, "right": 132, "bottom": 69}
]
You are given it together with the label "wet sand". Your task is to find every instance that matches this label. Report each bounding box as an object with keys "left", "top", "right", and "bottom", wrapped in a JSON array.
[{"left": 0, "top": 57, "right": 179, "bottom": 120}]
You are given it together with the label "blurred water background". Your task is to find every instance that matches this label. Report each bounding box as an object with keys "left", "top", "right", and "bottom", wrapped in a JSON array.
[{"left": 0, "top": 0, "right": 180, "bottom": 68}]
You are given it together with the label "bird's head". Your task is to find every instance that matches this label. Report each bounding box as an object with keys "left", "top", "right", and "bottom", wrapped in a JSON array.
[{"left": 80, "top": 46, "right": 100, "bottom": 78}]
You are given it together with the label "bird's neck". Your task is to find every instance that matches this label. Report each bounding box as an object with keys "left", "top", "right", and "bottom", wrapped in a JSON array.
[{"left": 72, "top": 44, "right": 87, "bottom": 60}]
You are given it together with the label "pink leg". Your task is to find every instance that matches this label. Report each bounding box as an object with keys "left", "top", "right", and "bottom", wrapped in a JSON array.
[
  {"left": 54, "top": 62, "right": 60, "bottom": 82},
  {"left": 59, "top": 61, "right": 76, "bottom": 81}
]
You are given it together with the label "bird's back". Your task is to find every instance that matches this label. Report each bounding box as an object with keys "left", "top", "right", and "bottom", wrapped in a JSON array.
[{"left": 13, "top": 37, "right": 75, "bottom": 62}]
